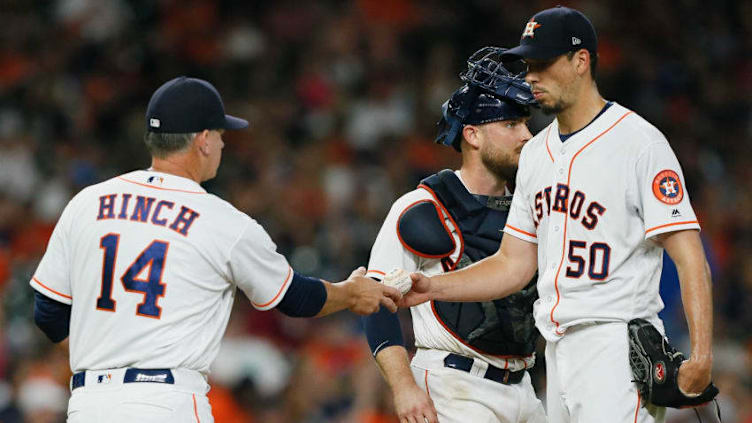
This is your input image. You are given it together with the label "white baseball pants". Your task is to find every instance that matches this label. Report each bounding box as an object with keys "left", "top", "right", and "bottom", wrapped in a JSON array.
[
  {"left": 545, "top": 322, "right": 666, "bottom": 423},
  {"left": 411, "top": 348, "right": 547, "bottom": 423}
]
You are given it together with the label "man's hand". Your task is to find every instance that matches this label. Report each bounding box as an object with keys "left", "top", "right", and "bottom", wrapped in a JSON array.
[
  {"left": 678, "top": 357, "right": 712, "bottom": 396},
  {"left": 345, "top": 268, "right": 401, "bottom": 315},
  {"left": 627, "top": 318, "right": 717, "bottom": 407},
  {"left": 373, "top": 346, "right": 438, "bottom": 423},
  {"left": 393, "top": 382, "right": 438, "bottom": 423},
  {"left": 398, "top": 272, "right": 433, "bottom": 308}
]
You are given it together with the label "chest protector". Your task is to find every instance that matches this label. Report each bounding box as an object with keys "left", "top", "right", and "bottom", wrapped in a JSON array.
[{"left": 418, "top": 170, "right": 538, "bottom": 356}]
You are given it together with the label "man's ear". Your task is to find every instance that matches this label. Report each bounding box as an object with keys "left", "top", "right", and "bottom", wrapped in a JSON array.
[
  {"left": 195, "top": 130, "right": 211, "bottom": 155},
  {"left": 575, "top": 49, "right": 590, "bottom": 76},
  {"left": 462, "top": 124, "right": 481, "bottom": 150}
]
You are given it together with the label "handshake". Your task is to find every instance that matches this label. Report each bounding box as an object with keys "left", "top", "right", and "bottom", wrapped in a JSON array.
[{"left": 342, "top": 268, "right": 432, "bottom": 315}]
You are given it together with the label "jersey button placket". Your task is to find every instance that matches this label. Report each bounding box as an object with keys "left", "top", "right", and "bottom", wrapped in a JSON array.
[
  {"left": 556, "top": 148, "right": 566, "bottom": 179},
  {"left": 547, "top": 150, "right": 567, "bottom": 278},
  {"left": 549, "top": 149, "right": 568, "bottom": 324},
  {"left": 558, "top": 144, "right": 568, "bottom": 173}
]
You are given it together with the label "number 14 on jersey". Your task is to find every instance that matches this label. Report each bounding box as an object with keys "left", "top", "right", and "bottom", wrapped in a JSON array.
[{"left": 97, "top": 234, "right": 169, "bottom": 318}]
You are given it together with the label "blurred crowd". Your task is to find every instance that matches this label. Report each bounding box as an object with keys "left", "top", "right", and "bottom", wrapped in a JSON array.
[{"left": 0, "top": 0, "right": 750, "bottom": 422}]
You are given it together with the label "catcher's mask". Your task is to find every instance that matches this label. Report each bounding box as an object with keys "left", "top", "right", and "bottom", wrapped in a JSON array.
[{"left": 436, "top": 47, "right": 537, "bottom": 152}]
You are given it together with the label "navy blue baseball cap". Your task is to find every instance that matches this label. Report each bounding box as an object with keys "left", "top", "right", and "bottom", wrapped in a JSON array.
[
  {"left": 502, "top": 6, "right": 597, "bottom": 61},
  {"left": 146, "top": 76, "right": 249, "bottom": 133}
]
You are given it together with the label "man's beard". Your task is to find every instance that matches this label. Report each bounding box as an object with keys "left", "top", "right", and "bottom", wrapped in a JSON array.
[
  {"left": 540, "top": 98, "right": 567, "bottom": 115},
  {"left": 480, "top": 145, "right": 519, "bottom": 183},
  {"left": 539, "top": 92, "right": 570, "bottom": 115}
]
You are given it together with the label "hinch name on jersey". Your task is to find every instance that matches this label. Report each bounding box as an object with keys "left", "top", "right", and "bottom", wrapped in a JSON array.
[
  {"left": 96, "top": 193, "right": 200, "bottom": 236},
  {"left": 533, "top": 183, "right": 606, "bottom": 230}
]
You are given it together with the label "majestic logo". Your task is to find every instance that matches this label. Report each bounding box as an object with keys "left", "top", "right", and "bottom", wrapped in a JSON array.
[
  {"left": 654, "top": 361, "right": 666, "bottom": 384},
  {"left": 522, "top": 19, "right": 542, "bottom": 38},
  {"left": 671, "top": 209, "right": 681, "bottom": 217},
  {"left": 652, "top": 170, "right": 684, "bottom": 205}
]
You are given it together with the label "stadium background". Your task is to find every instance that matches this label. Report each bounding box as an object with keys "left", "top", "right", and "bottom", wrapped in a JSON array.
[{"left": 0, "top": 0, "right": 750, "bottom": 422}]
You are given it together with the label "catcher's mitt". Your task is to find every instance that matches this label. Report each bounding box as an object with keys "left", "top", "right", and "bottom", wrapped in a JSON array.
[{"left": 627, "top": 318, "right": 718, "bottom": 408}]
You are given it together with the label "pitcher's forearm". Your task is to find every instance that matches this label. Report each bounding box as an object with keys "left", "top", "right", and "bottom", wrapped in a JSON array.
[
  {"left": 431, "top": 235, "right": 538, "bottom": 302},
  {"left": 662, "top": 231, "right": 713, "bottom": 362},
  {"left": 678, "top": 259, "right": 713, "bottom": 361}
]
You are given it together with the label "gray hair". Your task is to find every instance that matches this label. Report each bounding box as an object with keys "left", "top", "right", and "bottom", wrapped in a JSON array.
[{"left": 143, "top": 132, "right": 197, "bottom": 158}]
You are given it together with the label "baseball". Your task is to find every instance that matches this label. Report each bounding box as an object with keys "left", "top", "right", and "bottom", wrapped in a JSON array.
[{"left": 382, "top": 268, "right": 413, "bottom": 296}]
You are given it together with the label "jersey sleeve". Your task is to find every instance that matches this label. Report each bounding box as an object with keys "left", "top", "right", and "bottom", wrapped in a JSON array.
[
  {"left": 366, "top": 195, "right": 421, "bottom": 280},
  {"left": 229, "top": 219, "right": 293, "bottom": 311},
  {"left": 30, "top": 199, "right": 75, "bottom": 304},
  {"left": 636, "top": 142, "right": 700, "bottom": 239},
  {"left": 503, "top": 157, "right": 538, "bottom": 243}
]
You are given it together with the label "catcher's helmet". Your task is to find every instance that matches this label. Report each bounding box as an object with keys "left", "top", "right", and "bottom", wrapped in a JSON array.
[{"left": 436, "top": 47, "right": 536, "bottom": 152}]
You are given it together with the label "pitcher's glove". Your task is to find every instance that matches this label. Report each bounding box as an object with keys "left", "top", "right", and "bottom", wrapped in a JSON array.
[{"left": 627, "top": 318, "right": 718, "bottom": 408}]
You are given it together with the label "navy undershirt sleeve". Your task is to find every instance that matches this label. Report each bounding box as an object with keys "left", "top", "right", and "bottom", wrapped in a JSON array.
[
  {"left": 362, "top": 278, "right": 404, "bottom": 356},
  {"left": 33, "top": 291, "right": 71, "bottom": 343},
  {"left": 275, "top": 272, "right": 328, "bottom": 317}
]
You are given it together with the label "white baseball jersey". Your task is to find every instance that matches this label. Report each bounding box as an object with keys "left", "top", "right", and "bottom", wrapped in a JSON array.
[
  {"left": 367, "top": 171, "right": 534, "bottom": 371},
  {"left": 504, "top": 102, "right": 699, "bottom": 342},
  {"left": 30, "top": 169, "right": 292, "bottom": 374}
]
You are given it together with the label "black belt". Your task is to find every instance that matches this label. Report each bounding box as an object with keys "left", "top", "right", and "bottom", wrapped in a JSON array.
[
  {"left": 71, "top": 369, "right": 175, "bottom": 390},
  {"left": 443, "top": 353, "right": 525, "bottom": 385}
]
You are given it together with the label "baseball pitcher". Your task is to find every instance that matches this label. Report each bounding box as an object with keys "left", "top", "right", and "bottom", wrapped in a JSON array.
[{"left": 395, "top": 7, "right": 716, "bottom": 423}]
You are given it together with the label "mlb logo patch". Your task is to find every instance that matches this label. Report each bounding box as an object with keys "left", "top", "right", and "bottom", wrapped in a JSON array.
[
  {"left": 149, "top": 118, "right": 161, "bottom": 128},
  {"left": 147, "top": 176, "right": 164, "bottom": 185},
  {"left": 97, "top": 373, "right": 112, "bottom": 384},
  {"left": 652, "top": 170, "right": 684, "bottom": 205}
]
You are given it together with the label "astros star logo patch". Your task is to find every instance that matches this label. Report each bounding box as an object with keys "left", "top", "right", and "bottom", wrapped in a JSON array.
[
  {"left": 522, "top": 19, "right": 542, "bottom": 38},
  {"left": 652, "top": 169, "right": 683, "bottom": 205}
]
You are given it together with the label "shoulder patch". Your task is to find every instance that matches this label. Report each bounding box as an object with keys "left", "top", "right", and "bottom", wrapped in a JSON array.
[
  {"left": 652, "top": 169, "right": 683, "bottom": 205},
  {"left": 397, "top": 200, "right": 456, "bottom": 258}
]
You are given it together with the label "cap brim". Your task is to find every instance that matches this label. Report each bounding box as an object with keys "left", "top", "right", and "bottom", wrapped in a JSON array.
[
  {"left": 501, "top": 44, "right": 567, "bottom": 61},
  {"left": 224, "top": 114, "right": 249, "bottom": 130}
]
